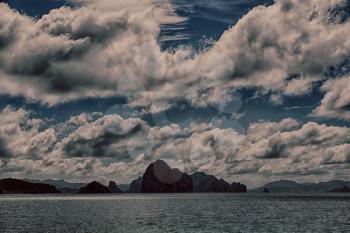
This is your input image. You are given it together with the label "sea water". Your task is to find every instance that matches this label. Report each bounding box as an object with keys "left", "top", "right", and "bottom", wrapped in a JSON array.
[{"left": 0, "top": 193, "right": 349, "bottom": 233}]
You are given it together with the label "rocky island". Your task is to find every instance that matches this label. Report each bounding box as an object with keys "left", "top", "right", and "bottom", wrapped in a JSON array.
[
  {"left": 128, "top": 177, "right": 143, "bottom": 193},
  {"left": 191, "top": 172, "right": 247, "bottom": 193},
  {"left": 329, "top": 186, "right": 350, "bottom": 193},
  {"left": 0, "top": 178, "right": 61, "bottom": 194},
  {"left": 141, "top": 160, "right": 193, "bottom": 193},
  {"left": 0, "top": 160, "right": 248, "bottom": 194},
  {"left": 108, "top": 181, "right": 123, "bottom": 193},
  {"left": 78, "top": 181, "right": 110, "bottom": 194}
]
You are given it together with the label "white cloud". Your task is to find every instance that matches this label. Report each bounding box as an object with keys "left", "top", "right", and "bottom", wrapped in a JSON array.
[
  {"left": 0, "top": 107, "right": 350, "bottom": 186},
  {"left": 232, "top": 120, "right": 350, "bottom": 176},
  {"left": 0, "top": 1, "right": 187, "bottom": 105},
  {"left": 54, "top": 115, "right": 150, "bottom": 158},
  {"left": 313, "top": 76, "right": 350, "bottom": 120},
  {"left": 269, "top": 94, "right": 283, "bottom": 105},
  {"left": 0, "top": 0, "right": 349, "bottom": 111},
  {"left": 197, "top": 0, "right": 350, "bottom": 96},
  {"left": 0, "top": 107, "right": 55, "bottom": 158},
  {"left": 246, "top": 118, "right": 300, "bottom": 142}
]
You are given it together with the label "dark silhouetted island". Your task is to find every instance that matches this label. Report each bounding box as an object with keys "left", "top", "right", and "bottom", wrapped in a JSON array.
[
  {"left": 191, "top": 172, "right": 227, "bottom": 192},
  {"left": 0, "top": 178, "right": 61, "bottom": 194},
  {"left": 229, "top": 182, "right": 247, "bottom": 193},
  {"left": 25, "top": 179, "right": 85, "bottom": 193},
  {"left": 128, "top": 177, "right": 143, "bottom": 193},
  {"left": 191, "top": 172, "right": 246, "bottom": 192},
  {"left": 78, "top": 181, "right": 110, "bottom": 194},
  {"left": 253, "top": 180, "right": 350, "bottom": 193},
  {"left": 108, "top": 181, "right": 123, "bottom": 193},
  {"left": 141, "top": 160, "right": 193, "bottom": 193},
  {"left": 328, "top": 186, "right": 350, "bottom": 193},
  {"left": 6, "top": 166, "right": 350, "bottom": 195}
]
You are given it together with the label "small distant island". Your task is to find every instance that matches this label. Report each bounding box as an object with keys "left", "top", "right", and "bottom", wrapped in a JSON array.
[
  {"left": 0, "top": 160, "right": 349, "bottom": 195},
  {"left": 252, "top": 180, "right": 350, "bottom": 193},
  {"left": 328, "top": 186, "right": 350, "bottom": 193}
]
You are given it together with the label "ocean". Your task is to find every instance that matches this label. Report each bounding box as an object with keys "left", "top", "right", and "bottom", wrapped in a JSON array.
[{"left": 0, "top": 193, "right": 349, "bottom": 233}]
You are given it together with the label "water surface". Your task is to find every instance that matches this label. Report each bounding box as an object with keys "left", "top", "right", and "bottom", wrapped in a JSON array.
[{"left": 0, "top": 193, "right": 349, "bottom": 233}]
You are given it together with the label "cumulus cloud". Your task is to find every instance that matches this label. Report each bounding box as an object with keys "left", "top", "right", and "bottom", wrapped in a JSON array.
[
  {"left": 56, "top": 115, "right": 150, "bottom": 159},
  {"left": 198, "top": 0, "right": 350, "bottom": 95},
  {"left": 246, "top": 118, "right": 300, "bottom": 142},
  {"left": 0, "top": 108, "right": 151, "bottom": 182},
  {"left": 0, "top": 106, "right": 244, "bottom": 182},
  {"left": 0, "top": 106, "right": 55, "bottom": 159},
  {"left": 226, "top": 119, "right": 350, "bottom": 182},
  {"left": 0, "top": 105, "right": 349, "bottom": 185},
  {"left": 324, "top": 144, "right": 350, "bottom": 164},
  {"left": 0, "top": 0, "right": 186, "bottom": 105},
  {"left": 241, "top": 120, "right": 350, "bottom": 160},
  {"left": 0, "top": 0, "right": 349, "bottom": 111},
  {"left": 312, "top": 76, "right": 350, "bottom": 120}
]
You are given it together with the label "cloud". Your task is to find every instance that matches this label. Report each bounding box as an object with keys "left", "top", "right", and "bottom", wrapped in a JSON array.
[
  {"left": 151, "top": 126, "right": 246, "bottom": 175},
  {"left": 0, "top": 108, "right": 153, "bottom": 182},
  {"left": 0, "top": 3, "right": 89, "bottom": 102},
  {"left": 0, "top": 0, "right": 349, "bottom": 112},
  {"left": 269, "top": 94, "right": 283, "bottom": 105},
  {"left": 0, "top": 106, "right": 55, "bottom": 159},
  {"left": 312, "top": 76, "right": 350, "bottom": 120},
  {"left": 229, "top": 119, "right": 350, "bottom": 180},
  {"left": 324, "top": 144, "right": 350, "bottom": 164},
  {"left": 0, "top": 107, "right": 244, "bottom": 182},
  {"left": 0, "top": 107, "right": 58, "bottom": 179},
  {"left": 240, "top": 120, "right": 350, "bottom": 160},
  {"left": 220, "top": 119, "right": 350, "bottom": 186},
  {"left": 55, "top": 115, "right": 150, "bottom": 159},
  {"left": 198, "top": 0, "right": 350, "bottom": 95},
  {"left": 0, "top": 1, "right": 186, "bottom": 105},
  {"left": 246, "top": 118, "right": 300, "bottom": 142},
  {"left": 0, "top": 106, "right": 349, "bottom": 186}
]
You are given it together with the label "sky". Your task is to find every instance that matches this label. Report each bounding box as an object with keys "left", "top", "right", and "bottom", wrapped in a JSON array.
[{"left": 0, "top": 0, "right": 350, "bottom": 188}]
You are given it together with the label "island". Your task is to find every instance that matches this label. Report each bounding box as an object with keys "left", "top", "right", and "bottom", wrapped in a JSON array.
[
  {"left": 191, "top": 172, "right": 247, "bottom": 193},
  {"left": 78, "top": 181, "right": 110, "bottom": 194},
  {"left": 0, "top": 178, "right": 61, "bottom": 194},
  {"left": 141, "top": 160, "right": 193, "bottom": 193}
]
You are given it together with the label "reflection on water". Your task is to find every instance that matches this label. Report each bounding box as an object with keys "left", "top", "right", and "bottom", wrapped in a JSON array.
[{"left": 0, "top": 193, "right": 349, "bottom": 233}]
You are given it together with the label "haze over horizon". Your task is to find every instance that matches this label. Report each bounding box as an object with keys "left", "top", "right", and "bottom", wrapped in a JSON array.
[{"left": 0, "top": 0, "right": 350, "bottom": 188}]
